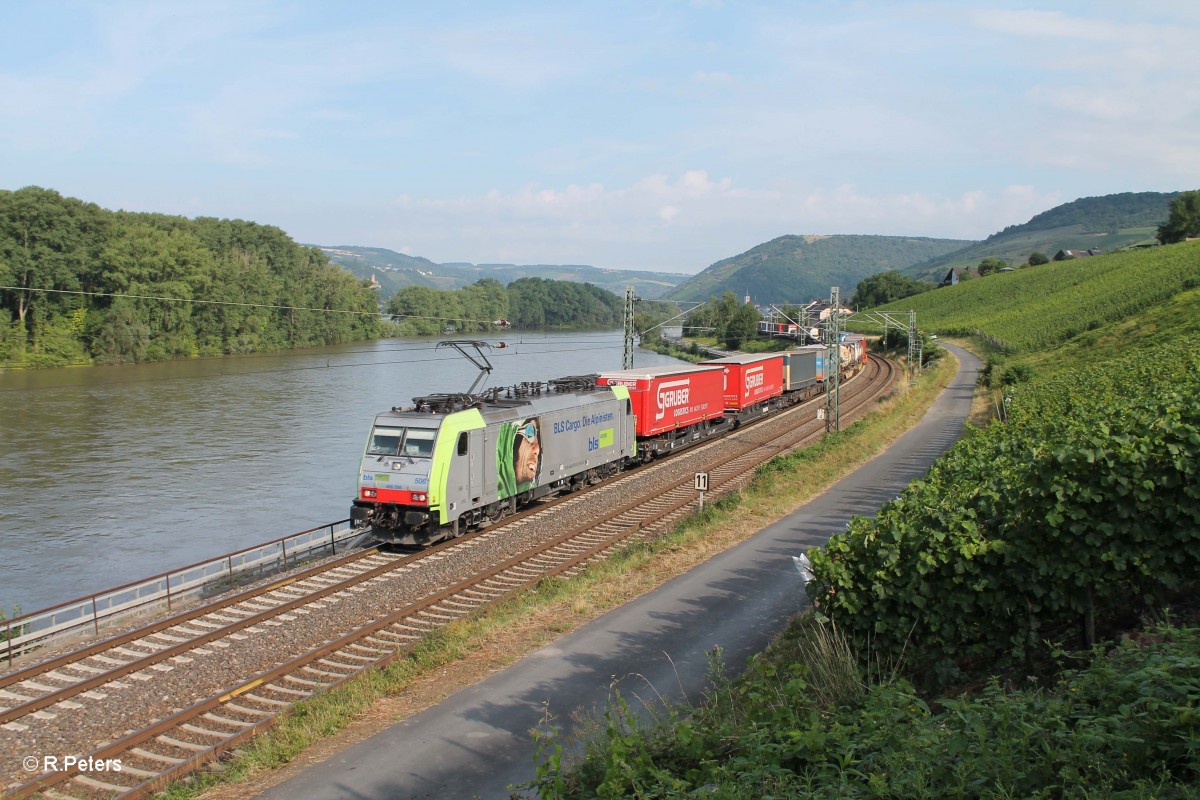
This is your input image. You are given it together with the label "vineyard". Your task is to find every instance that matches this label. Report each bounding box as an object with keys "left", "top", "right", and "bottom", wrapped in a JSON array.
[
  {"left": 808, "top": 334, "right": 1200, "bottom": 684},
  {"left": 532, "top": 239, "right": 1200, "bottom": 798},
  {"left": 870, "top": 241, "right": 1200, "bottom": 354}
]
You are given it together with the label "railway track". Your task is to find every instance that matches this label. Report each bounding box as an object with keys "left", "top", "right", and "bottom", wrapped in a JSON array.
[{"left": 1, "top": 355, "right": 894, "bottom": 799}]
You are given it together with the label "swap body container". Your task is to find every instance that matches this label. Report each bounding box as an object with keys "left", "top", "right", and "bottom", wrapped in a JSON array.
[
  {"left": 700, "top": 353, "right": 786, "bottom": 411},
  {"left": 783, "top": 345, "right": 826, "bottom": 390},
  {"left": 840, "top": 333, "right": 869, "bottom": 364},
  {"left": 596, "top": 365, "right": 726, "bottom": 438}
]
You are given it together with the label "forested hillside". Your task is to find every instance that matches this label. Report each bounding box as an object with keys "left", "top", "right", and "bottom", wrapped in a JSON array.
[
  {"left": 321, "top": 245, "right": 687, "bottom": 300},
  {"left": 905, "top": 191, "right": 1180, "bottom": 281},
  {"left": 998, "top": 190, "right": 1180, "bottom": 235},
  {"left": 0, "top": 187, "right": 380, "bottom": 368},
  {"left": 665, "top": 234, "right": 972, "bottom": 304},
  {"left": 385, "top": 276, "right": 625, "bottom": 334}
]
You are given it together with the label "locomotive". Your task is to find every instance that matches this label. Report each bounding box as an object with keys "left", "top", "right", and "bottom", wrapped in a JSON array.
[
  {"left": 352, "top": 341, "right": 861, "bottom": 546},
  {"left": 351, "top": 377, "right": 636, "bottom": 546}
]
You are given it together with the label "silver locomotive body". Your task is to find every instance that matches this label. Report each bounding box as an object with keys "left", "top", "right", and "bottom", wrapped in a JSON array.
[{"left": 353, "top": 383, "right": 635, "bottom": 546}]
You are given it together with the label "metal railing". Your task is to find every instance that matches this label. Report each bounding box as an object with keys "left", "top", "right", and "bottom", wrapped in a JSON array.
[{"left": 3, "top": 519, "right": 366, "bottom": 665}]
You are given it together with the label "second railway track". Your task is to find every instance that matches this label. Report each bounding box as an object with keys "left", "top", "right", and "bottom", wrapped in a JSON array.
[{"left": 2, "top": 354, "right": 895, "bottom": 799}]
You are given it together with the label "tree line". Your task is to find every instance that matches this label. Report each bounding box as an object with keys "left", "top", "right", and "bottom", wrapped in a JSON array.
[
  {"left": 385, "top": 276, "right": 627, "bottom": 334},
  {"left": 682, "top": 291, "right": 762, "bottom": 349},
  {"left": 0, "top": 187, "right": 381, "bottom": 367}
]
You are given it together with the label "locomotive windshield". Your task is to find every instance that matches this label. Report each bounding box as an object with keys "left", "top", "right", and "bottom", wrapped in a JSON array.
[{"left": 367, "top": 426, "right": 438, "bottom": 458}]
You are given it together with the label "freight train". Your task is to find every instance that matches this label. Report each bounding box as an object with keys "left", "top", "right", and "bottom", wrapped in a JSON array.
[{"left": 352, "top": 341, "right": 865, "bottom": 546}]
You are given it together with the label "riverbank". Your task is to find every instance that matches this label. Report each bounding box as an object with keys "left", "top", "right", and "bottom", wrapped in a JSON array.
[{"left": 0, "top": 332, "right": 682, "bottom": 614}]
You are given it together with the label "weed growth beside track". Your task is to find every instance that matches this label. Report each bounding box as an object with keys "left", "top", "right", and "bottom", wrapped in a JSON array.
[{"left": 160, "top": 355, "right": 953, "bottom": 799}]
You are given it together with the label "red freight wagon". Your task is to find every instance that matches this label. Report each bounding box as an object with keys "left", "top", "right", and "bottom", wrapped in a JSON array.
[
  {"left": 596, "top": 365, "right": 726, "bottom": 438},
  {"left": 700, "top": 353, "right": 785, "bottom": 411}
]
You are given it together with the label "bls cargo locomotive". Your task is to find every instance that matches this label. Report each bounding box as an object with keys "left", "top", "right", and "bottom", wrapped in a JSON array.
[
  {"left": 352, "top": 377, "right": 636, "bottom": 545},
  {"left": 353, "top": 341, "right": 866, "bottom": 546}
]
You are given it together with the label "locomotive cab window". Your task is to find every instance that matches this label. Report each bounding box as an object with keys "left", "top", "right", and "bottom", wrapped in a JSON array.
[
  {"left": 402, "top": 428, "right": 437, "bottom": 457},
  {"left": 367, "top": 426, "right": 437, "bottom": 458},
  {"left": 367, "top": 427, "right": 404, "bottom": 456},
  {"left": 457, "top": 432, "right": 468, "bottom": 456}
]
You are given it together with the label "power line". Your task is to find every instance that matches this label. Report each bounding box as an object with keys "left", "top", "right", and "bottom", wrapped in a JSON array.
[
  {"left": 0, "top": 285, "right": 510, "bottom": 326},
  {"left": 1, "top": 285, "right": 650, "bottom": 332},
  {"left": 0, "top": 285, "right": 379, "bottom": 316},
  {"left": 0, "top": 342, "right": 628, "bottom": 392},
  {"left": 0, "top": 287, "right": 655, "bottom": 386}
]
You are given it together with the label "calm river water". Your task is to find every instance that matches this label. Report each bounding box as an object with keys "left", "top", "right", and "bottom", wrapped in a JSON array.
[{"left": 0, "top": 331, "right": 685, "bottom": 613}]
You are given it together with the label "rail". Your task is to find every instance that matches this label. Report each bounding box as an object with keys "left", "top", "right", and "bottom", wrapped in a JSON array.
[{"left": 2, "top": 519, "right": 366, "bottom": 666}]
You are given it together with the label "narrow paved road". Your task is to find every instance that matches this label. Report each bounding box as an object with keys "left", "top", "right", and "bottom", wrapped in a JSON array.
[{"left": 256, "top": 344, "right": 982, "bottom": 800}]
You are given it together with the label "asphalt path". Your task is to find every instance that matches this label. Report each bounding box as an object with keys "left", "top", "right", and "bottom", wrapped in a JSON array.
[{"left": 256, "top": 344, "right": 982, "bottom": 800}]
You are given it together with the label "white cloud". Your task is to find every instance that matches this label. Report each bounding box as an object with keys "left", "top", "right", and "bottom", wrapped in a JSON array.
[
  {"left": 969, "top": 9, "right": 1124, "bottom": 42},
  {"left": 6, "top": 2, "right": 1195, "bottom": 276},
  {"left": 1027, "top": 88, "right": 1139, "bottom": 121}
]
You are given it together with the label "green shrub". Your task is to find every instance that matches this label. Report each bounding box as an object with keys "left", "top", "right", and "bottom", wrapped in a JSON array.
[
  {"left": 807, "top": 335, "right": 1200, "bottom": 684},
  {"left": 527, "top": 625, "right": 1200, "bottom": 799}
]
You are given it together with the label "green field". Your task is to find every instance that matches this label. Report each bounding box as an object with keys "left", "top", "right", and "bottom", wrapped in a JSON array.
[{"left": 870, "top": 240, "right": 1200, "bottom": 355}]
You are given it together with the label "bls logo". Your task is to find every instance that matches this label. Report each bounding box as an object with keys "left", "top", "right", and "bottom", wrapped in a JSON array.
[{"left": 587, "top": 436, "right": 599, "bottom": 452}]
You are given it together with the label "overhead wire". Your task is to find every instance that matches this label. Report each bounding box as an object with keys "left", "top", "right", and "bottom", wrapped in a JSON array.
[
  {"left": 0, "top": 286, "right": 663, "bottom": 389},
  {"left": 0, "top": 285, "right": 519, "bottom": 326},
  {"left": 0, "top": 342, "right": 631, "bottom": 391}
]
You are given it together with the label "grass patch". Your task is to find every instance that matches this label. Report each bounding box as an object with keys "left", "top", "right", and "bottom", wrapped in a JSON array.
[{"left": 161, "top": 354, "right": 959, "bottom": 799}]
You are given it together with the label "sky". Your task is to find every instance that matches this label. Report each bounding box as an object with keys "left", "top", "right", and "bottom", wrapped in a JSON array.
[{"left": 2, "top": 2, "right": 1198, "bottom": 275}]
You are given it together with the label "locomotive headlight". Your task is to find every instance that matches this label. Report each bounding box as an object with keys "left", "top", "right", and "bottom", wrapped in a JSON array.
[
  {"left": 362, "top": 489, "right": 377, "bottom": 499},
  {"left": 413, "top": 492, "right": 428, "bottom": 502}
]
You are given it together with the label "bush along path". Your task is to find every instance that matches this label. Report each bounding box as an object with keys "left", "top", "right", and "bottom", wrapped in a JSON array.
[{"left": 525, "top": 334, "right": 1200, "bottom": 799}]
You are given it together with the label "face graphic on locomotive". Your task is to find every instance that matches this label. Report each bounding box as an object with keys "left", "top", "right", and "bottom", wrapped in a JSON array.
[
  {"left": 498, "top": 417, "right": 542, "bottom": 499},
  {"left": 514, "top": 419, "right": 541, "bottom": 484}
]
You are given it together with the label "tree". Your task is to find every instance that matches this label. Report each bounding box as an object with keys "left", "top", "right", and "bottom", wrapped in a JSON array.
[
  {"left": 683, "top": 300, "right": 717, "bottom": 338},
  {"left": 98, "top": 222, "right": 212, "bottom": 360},
  {"left": 504, "top": 277, "right": 620, "bottom": 329},
  {"left": 0, "top": 187, "right": 106, "bottom": 354},
  {"left": 851, "top": 270, "right": 934, "bottom": 308},
  {"left": 723, "top": 301, "right": 760, "bottom": 349},
  {"left": 388, "top": 286, "right": 457, "bottom": 335},
  {"left": 1156, "top": 190, "right": 1200, "bottom": 244},
  {"left": 1028, "top": 252, "right": 1049, "bottom": 266},
  {"left": 977, "top": 257, "right": 1007, "bottom": 276},
  {"left": 689, "top": 291, "right": 763, "bottom": 349}
]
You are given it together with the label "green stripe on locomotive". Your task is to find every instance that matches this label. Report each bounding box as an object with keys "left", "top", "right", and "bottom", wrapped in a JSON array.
[{"left": 427, "top": 408, "right": 486, "bottom": 525}]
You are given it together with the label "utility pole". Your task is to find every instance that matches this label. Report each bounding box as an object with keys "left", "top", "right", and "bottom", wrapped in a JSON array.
[
  {"left": 824, "top": 287, "right": 842, "bottom": 432},
  {"left": 908, "top": 310, "right": 917, "bottom": 380},
  {"left": 622, "top": 285, "right": 637, "bottom": 369},
  {"left": 853, "top": 309, "right": 919, "bottom": 384}
]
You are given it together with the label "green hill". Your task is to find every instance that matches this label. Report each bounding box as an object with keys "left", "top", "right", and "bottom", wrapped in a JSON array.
[
  {"left": 664, "top": 234, "right": 973, "bottom": 304},
  {"left": 906, "top": 191, "right": 1181, "bottom": 282},
  {"left": 871, "top": 240, "right": 1200, "bottom": 355},
  {"left": 317, "top": 245, "right": 688, "bottom": 301}
]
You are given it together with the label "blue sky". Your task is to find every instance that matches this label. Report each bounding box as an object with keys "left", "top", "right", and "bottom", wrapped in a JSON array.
[{"left": 2, "top": 1, "right": 1197, "bottom": 274}]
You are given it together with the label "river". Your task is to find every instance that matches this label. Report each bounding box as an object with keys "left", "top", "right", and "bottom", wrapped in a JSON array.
[{"left": 0, "top": 331, "right": 686, "bottom": 614}]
